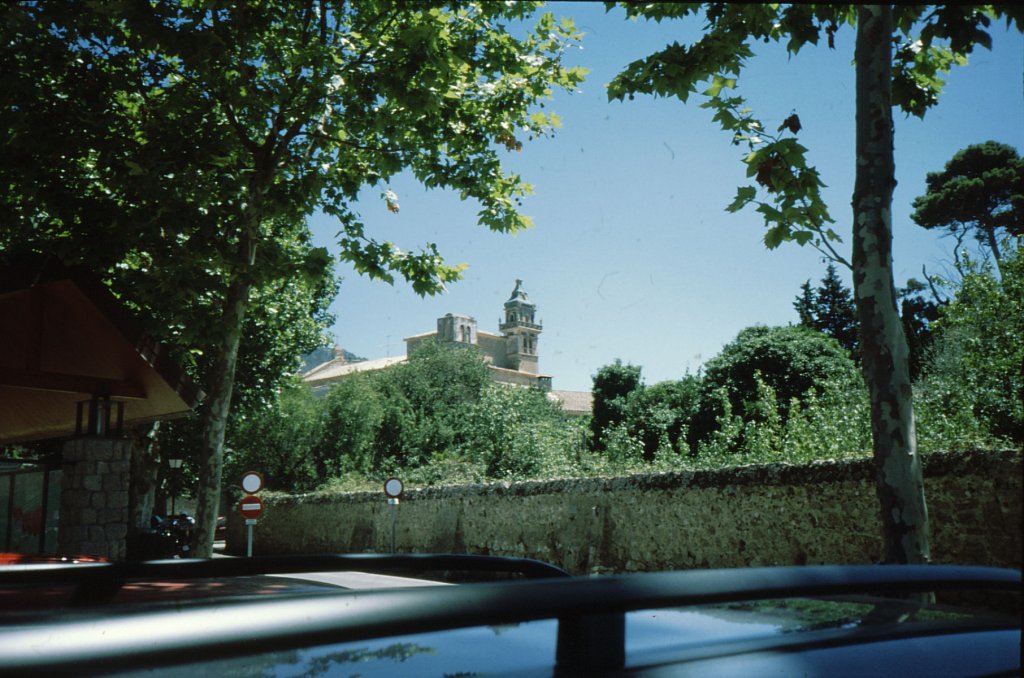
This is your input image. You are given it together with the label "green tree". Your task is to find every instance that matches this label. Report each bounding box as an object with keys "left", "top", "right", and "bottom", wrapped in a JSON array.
[
  {"left": 607, "top": 2, "right": 1021, "bottom": 563},
  {"left": 589, "top": 360, "right": 643, "bottom": 452},
  {"left": 624, "top": 376, "right": 700, "bottom": 459},
  {"left": 688, "top": 326, "right": 860, "bottom": 450},
  {"left": 795, "top": 265, "right": 939, "bottom": 377},
  {"left": 2, "top": 2, "right": 585, "bottom": 555},
  {"left": 921, "top": 248, "right": 1023, "bottom": 443},
  {"left": 372, "top": 341, "right": 492, "bottom": 469},
  {"left": 226, "top": 380, "right": 323, "bottom": 495},
  {"left": 316, "top": 374, "right": 385, "bottom": 478},
  {"left": 911, "top": 141, "right": 1024, "bottom": 273},
  {"left": 459, "top": 384, "right": 578, "bottom": 480},
  {"left": 794, "top": 264, "right": 860, "bottom": 360}
]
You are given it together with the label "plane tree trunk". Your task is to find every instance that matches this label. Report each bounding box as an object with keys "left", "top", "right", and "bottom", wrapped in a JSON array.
[
  {"left": 852, "top": 4, "right": 930, "bottom": 564},
  {"left": 190, "top": 228, "right": 255, "bottom": 557},
  {"left": 128, "top": 421, "right": 160, "bottom": 535}
]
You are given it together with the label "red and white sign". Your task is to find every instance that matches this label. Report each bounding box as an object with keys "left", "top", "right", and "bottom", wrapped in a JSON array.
[{"left": 238, "top": 495, "right": 264, "bottom": 519}]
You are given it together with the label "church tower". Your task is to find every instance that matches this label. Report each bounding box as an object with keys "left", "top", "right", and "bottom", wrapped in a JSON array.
[
  {"left": 437, "top": 313, "right": 477, "bottom": 346},
  {"left": 499, "top": 279, "right": 542, "bottom": 374}
]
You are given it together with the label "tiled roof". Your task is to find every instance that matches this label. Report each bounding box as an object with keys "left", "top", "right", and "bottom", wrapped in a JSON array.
[
  {"left": 303, "top": 355, "right": 407, "bottom": 385},
  {"left": 548, "top": 390, "right": 594, "bottom": 416}
]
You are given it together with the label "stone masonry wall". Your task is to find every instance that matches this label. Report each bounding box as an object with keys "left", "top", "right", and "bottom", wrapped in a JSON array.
[
  {"left": 227, "top": 450, "right": 1021, "bottom": 574},
  {"left": 58, "top": 437, "right": 131, "bottom": 560}
]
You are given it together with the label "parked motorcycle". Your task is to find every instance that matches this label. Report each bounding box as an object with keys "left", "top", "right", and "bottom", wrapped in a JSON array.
[{"left": 150, "top": 513, "right": 196, "bottom": 558}]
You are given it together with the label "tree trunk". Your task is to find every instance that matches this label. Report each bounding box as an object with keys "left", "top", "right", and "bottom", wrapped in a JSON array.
[
  {"left": 128, "top": 421, "right": 161, "bottom": 534},
  {"left": 852, "top": 5, "right": 930, "bottom": 564},
  {"left": 986, "top": 228, "right": 1003, "bottom": 276},
  {"left": 191, "top": 234, "right": 255, "bottom": 557}
]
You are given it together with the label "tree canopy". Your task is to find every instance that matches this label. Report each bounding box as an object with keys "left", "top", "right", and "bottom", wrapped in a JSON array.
[
  {"left": 911, "top": 140, "right": 1024, "bottom": 272},
  {"left": 923, "top": 248, "right": 1024, "bottom": 443},
  {"left": 1, "top": 1, "right": 586, "bottom": 554},
  {"left": 589, "top": 360, "right": 643, "bottom": 452},
  {"left": 688, "top": 325, "right": 859, "bottom": 449},
  {"left": 794, "top": 264, "right": 860, "bottom": 361}
]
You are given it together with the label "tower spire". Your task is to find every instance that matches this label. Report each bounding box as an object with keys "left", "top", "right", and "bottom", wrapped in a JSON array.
[{"left": 499, "top": 280, "right": 541, "bottom": 374}]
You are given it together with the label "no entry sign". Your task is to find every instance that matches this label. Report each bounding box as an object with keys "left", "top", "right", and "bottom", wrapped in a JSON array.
[{"left": 239, "top": 495, "right": 264, "bottom": 519}]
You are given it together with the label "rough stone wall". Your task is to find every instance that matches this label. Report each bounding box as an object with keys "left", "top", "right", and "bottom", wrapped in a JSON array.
[
  {"left": 228, "top": 450, "right": 1021, "bottom": 573},
  {"left": 58, "top": 437, "right": 131, "bottom": 559}
]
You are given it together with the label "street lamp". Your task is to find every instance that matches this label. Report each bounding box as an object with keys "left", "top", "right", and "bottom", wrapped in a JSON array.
[{"left": 167, "top": 457, "right": 183, "bottom": 515}]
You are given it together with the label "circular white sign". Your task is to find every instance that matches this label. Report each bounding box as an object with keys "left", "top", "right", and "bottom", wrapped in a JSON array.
[
  {"left": 241, "top": 471, "right": 264, "bottom": 494},
  {"left": 383, "top": 477, "right": 404, "bottom": 498}
]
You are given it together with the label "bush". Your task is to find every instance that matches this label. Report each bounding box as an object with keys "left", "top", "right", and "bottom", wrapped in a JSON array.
[
  {"left": 458, "top": 385, "right": 581, "bottom": 480},
  {"left": 688, "top": 325, "right": 861, "bottom": 450},
  {"left": 693, "top": 375, "right": 871, "bottom": 467},
  {"left": 624, "top": 376, "right": 700, "bottom": 459},
  {"left": 919, "top": 248, "right": 1022, "bottom": 444},
  {"left": 226, "top": 379, "right": 322, "bottom": 494},
  {"left": 316, "top": 374, "right": 384, "bottom": 477},
  {"left": 589, "top": 360, "right": 642, "bottom": 452}
]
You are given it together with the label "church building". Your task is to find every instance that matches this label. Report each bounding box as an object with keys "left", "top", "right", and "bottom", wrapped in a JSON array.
[
  {"left": 404, "top": 279, "right": 551, "bottom": 390},
  {"left": 302, "top": 281, "right": 592, "bottom": 415}
]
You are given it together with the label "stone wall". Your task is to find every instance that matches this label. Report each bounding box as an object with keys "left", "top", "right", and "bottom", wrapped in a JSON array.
[
  {"left": 226, "top": 450, "right": 1021, "bottom": 573},
  {"left": 58, "top": 437, "right": 131, "bottom": 559}
]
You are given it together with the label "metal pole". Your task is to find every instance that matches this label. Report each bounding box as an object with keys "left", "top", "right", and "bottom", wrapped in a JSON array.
[
  {"left": 246, "top": 522, "right": 253, "bottom": 557},
  {"left": 389, "top": 498, "right": 399, "bottom": 553}
]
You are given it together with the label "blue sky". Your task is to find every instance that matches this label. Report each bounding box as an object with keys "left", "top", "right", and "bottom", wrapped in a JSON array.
[{"left": 308, "top": 4, "right": 1024, "bottom": 392}]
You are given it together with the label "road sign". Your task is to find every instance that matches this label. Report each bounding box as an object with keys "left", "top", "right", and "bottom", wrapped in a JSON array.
[
  {"left": 239, "top": 495, "right": 264, "bottom": 519},
  {"left": 384, "top": 477, "right": 404, "bottom": 499},
  {"left": 241, "top": 471, "right": 264, "bottom": 494}
]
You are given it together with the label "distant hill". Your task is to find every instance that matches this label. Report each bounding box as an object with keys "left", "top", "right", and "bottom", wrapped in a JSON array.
[{"left": 300, "top": 346, "right": 366, "bottom": 373}]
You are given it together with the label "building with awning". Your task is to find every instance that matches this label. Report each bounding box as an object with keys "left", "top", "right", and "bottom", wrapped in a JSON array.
[
  {"left": 0, "top": 258, "right": 202, "bottom": 443},
  {"left": 0, "top": 257, "right": 203, "bottom": 558}
]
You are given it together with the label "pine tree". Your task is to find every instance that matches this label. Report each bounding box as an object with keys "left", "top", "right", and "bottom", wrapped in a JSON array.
[{"left": 793, "top": 264, "right": 860, "bottom": 361}]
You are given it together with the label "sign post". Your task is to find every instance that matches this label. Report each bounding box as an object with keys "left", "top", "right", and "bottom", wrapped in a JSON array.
[
  {"left": 383, "top": 478, "right": 404, "bottom": 554},
  {"left": 239, "top": 472, "right": 265, "bottom": 557}
]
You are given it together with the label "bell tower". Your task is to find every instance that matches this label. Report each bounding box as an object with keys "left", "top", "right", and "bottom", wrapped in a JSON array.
[{"left": 499, "top": 279, "right": 542, "bottom": 374}]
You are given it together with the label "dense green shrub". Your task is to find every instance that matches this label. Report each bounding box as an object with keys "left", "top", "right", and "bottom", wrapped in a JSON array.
[
  {"left": 315, "top": 374, "right": 384, "bottom": 477},
  {"left": 916, "top": 247, "right": 1023, "bottom": 445},
  {"left": 688, "top": 325, "right": 861, "bottom": 450},
  {"left": 589, "top": 360, "right": 642, "bottom": 452},
  {"left": 691, "top": 375, "right": 872, "bottom": 466},
  {"left": 368, "top": 341, "right": 491, "bottom": 470},
  {"left": 457, "top": 385, "right": 582, "bottom": 480},
  {"left": 226, "top": 379, "right": 323, "bottom": 494},
  {"left": 624, "top": 376, "right": 701, "bottom": 460}
]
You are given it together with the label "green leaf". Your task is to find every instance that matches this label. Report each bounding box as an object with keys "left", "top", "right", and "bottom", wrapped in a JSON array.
[
  {"left": 726, "top": 185, "right": 757, "bottom": 213},
  {"left": 703, "top": 75, "right": 736, "bottom": 97},
  {"left": 793, "top": 230, "right": 814, "bottom": 245}
]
